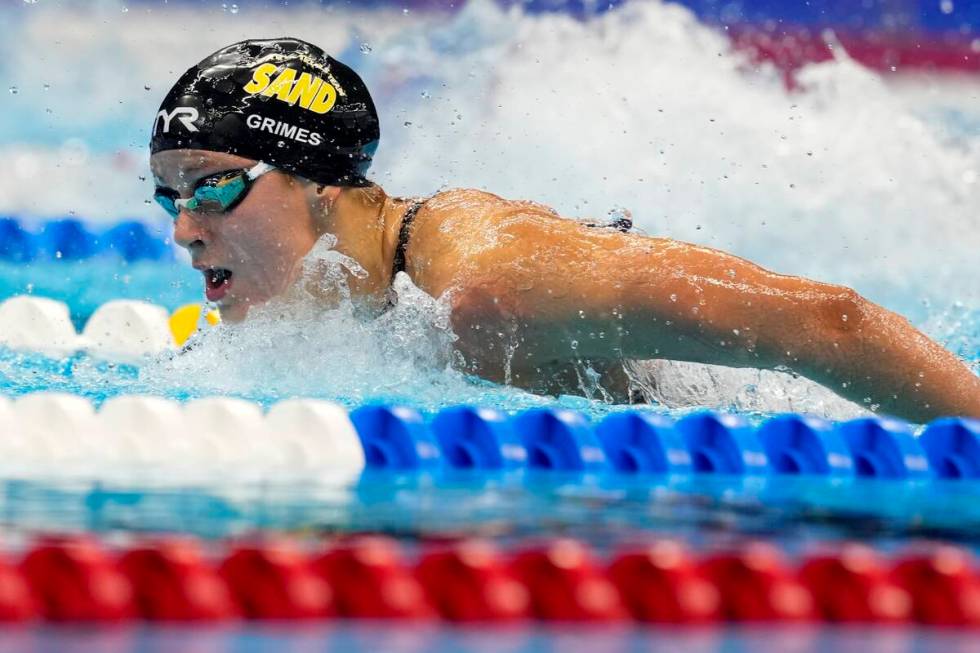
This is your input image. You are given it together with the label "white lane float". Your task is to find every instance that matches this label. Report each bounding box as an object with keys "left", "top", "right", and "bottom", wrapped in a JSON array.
[
  {"left": 0, "top": 295, "right": 222, "bottom": 361},
  {"left": 182, "top": 397, "right": 272, "bottom": 466},
  {"left": 97, "top": 395, "right": 194, "bottom": 465},
  {"left": 0, "top": 296, "right": 78, "bottom": 357},
  {"left": 8, "top": 392, "right": 101, "bottom": 465},
  {"left": 80, "top": 300, "right": 174, "bottom": 362},
  {"left": 265, "top": 398, "right": 366, "bottom": 472}
]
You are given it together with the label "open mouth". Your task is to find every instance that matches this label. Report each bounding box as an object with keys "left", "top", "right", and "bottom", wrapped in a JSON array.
[{"left": 204, "top": 267, "right": 234, "bottom": 302}]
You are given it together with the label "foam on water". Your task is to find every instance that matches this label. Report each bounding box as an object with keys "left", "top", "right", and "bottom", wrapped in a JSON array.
[
  {"left": 138, "top": 234, "right": 554, "bottom": 412},
  {"left": 0, "top": 0, "right": 977, "bottom": 418}
]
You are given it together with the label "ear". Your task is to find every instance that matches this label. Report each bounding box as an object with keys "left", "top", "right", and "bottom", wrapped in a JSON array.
[
  {"left": 317, "top": 184, "right": 343, "bottom": 204},
  {"left": 304, "top": 182, "right": 343, "bottom": 212}
]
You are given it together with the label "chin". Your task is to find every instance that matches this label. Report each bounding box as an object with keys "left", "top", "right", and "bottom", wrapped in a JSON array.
[{"left": 217, "top": 301, "right": 249, "bottom": 323}]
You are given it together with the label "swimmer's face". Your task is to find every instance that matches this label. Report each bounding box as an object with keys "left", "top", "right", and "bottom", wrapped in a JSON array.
[{"left": 151, "top": 149, "right": 320, "bottom": 322}]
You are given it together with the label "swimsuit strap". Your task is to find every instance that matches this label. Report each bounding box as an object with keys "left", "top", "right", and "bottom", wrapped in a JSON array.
[
  {"left": 391, "top": 198, "right": 429, "bottom": 279},
  {"left": 392, "top": 198, "right": 427, "bottom": 279}
]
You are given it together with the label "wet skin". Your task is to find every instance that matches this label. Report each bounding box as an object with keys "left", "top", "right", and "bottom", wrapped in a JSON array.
[{"left": 152, "top": 149, "right": 980, "bottom": 422}]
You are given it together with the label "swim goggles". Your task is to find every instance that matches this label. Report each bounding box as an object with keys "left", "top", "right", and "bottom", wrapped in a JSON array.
[{"left": 153, "top": 161, "right": 276, "bottom": 220}]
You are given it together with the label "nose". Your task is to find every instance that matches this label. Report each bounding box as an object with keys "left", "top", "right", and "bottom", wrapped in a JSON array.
[{"left": 173, "top": 209, "right": 208, "bottom": 252}]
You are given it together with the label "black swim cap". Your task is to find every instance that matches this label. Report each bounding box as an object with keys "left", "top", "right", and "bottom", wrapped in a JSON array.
[{"left": 150, "top": 38, "right": 380, "bottom": 187}]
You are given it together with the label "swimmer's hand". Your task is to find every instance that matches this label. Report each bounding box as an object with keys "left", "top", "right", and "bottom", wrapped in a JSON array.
[{"left": 434, "top": 212, "right": 979, "bottom": 422}]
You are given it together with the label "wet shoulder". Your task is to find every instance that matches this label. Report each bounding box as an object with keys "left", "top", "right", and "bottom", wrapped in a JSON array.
[{"left": 404, "top": 188, "right": 562, "bottom": 296}]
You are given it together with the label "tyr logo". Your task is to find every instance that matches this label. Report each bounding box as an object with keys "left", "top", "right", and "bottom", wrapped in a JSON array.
[{"left": 155, "top": 107, "right": 200, "bottom": 133}]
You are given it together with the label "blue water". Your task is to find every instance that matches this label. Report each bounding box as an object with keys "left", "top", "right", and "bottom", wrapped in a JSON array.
[{"left": 3, "top": 623, "right": 977, "bottom": 653}]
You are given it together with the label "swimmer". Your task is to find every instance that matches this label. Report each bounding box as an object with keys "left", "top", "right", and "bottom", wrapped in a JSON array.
[{"left": 150, "top": 38, "right": 980, "bottom": 422}]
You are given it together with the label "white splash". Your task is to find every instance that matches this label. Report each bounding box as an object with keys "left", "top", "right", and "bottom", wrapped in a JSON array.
[{"left": 140, "top": 234, "right": 547, "bottom": 412}]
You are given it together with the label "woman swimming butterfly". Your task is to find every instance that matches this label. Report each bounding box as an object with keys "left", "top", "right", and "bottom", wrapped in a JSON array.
[{"left": 150, "top": 38, "right": 980, "bottom": 422}]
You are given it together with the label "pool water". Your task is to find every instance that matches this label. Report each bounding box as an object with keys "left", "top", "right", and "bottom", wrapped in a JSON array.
[{"left": 0, "top": 0, "right": 977, "bottom": 539}]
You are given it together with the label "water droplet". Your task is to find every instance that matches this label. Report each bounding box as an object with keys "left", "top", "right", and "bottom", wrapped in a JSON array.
[
  {"left": 121, "top": 5, "right": 128, "bottom": 12},
  {"left": 230, "top": 3, "right": 239, "bottom": 13},
  {"left": 669, "top": 293, "right": 677, "bottom": 302},
  {"left": 277, "top": 140, "right": 285, "bottom": 148},
  {"left": 420, "top": 90, "right": 431, "bottom": 99},
  {"left": 42, "top": 83, "right": 50, "bottom": 91},
  {"left": 359, "top": 42, "right": 372, "bottom": 54},
  {"left": 144, "top": 85, "right": 151, "bottom": 91},
  {"left": 841, "top": 314, "right": 848, "bottom": 322},
  {"left": 8, "top": 86, "right": 18, "bottom": 95},
  {"left": 940, "top": 0, "right": 954, "bottom": 15},
  {"left": 403, "top": 121, "right": 412, "bottom": 127}
]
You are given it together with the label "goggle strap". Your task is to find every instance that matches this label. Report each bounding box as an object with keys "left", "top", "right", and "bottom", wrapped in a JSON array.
[{"left": 246, "top": 161, "right": 275, "bottom": 181}]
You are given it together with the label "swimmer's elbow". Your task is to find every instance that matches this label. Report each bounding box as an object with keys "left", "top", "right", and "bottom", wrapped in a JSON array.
[
  {"left": 795, "top": 284, "right": 875, "bottom": 363},
  {"left": 815, "top": 285, "right": 867, "bottom": 334}
]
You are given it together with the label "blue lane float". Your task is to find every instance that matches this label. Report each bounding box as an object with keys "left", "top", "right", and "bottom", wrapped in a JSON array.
[
  {"left": 99, "top": 221, "right": 170, "bottom": 261},
  {"left": 350, "top": 405, "right": 441, "bottom": 470},
  {"left": 919, "top": 417, "right": 980, "bottom": 479},
  {"left": 757, "top": 414, "right": 854, "bottom": 477},
  {"left": 349, "top": 406, "right": 974, "bottom": 481},
  {"left": 39, "top": 219, "right": 98, "bottom": 260},
  {"left": 0, "top": 217, "right": 171, "bottom": 263},
  {"left": 837, "top": 417, "right": 932, "bottom": 480},
  {"left": 511, "top": 408, "right": 608, "bottom": 472},
  {"left": 0, "top": 218, "right": 36, "bottom": 263},
  {"left": 675, "top": 412, "right": 769, "bottom": 475},
  {"left": 595, "top": 412, "right": 691, "bottom": 474},
  {"left": 431, "top": 405, "right": 527, "bottom": 470}
]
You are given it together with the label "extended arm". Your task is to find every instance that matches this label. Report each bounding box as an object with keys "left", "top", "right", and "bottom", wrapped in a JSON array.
[{"left": 447, "top": 216, "right": 980, "bottom": 422}]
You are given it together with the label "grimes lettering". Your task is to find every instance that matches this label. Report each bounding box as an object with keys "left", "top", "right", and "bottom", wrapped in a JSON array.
[
  {"left": 245, "top": 114, "right": 323, "bottom": 146},
  {"left": 243, "top": 64, "right": 337, "bottom": 114}
]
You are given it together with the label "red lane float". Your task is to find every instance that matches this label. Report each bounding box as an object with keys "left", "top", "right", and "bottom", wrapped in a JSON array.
[
  {"left": 417, "top": 539, "right": 530, "bottom": 621},
  {"left": 219, "top": 541, "right": 334, "bottom": 619},
  {"left": 315, "top": 536, "right": 433, "bottom": 619},
  {"left": 119, "top": 538, "right": 238, "bottom": 621},
  {"left": 0, "top": 554, "right": 37, "bottom": 621},
  {"left": 891, "top": 546, "right": 980, "bottom": 627},
  {"left": 510, "top": 539, "right": 627, "bottom": 622},
  {"left": 21, "top": 537, "right": 134, "bottom": 622},
  {"left": 6, "top": 535, "right": 980, "bottom": 627},
  {"left": 609, "top": 540, "right": 722, "bottom": 623},
  {"left": 701, "top": 542, "right": 817, "bottom": 622},
  {"left": 799, "top": 544, "right": 912, "bottom": 623}
]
